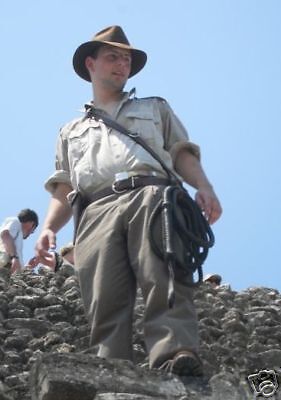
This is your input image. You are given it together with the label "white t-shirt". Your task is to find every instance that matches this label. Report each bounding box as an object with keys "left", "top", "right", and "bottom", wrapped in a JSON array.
[{"left": 0, "top": 217, "right": 24, "bottom": 267}]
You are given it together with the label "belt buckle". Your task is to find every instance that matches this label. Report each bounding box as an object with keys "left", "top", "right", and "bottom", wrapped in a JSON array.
[
  {"left": 112, "top": 181, "right": 127, "bottom": 194},
  {"left": 112, "top": 172, "right": 128, "bottom": 194},
  {"left": 112, "top": 173, "right": 138, "bottom": 194}
]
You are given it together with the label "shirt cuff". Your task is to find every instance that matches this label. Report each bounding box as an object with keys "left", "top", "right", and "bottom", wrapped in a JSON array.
[
  {"left": 170, "top": 141, "right": 201, "bottom": 164},
  {"left": 44, "top": 170, "right": 72, "bottom": 194}
]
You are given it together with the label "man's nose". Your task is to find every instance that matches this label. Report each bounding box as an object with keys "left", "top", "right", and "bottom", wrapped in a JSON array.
[{"left": 117, "top": 55, "right": 131, "bottom": 66}]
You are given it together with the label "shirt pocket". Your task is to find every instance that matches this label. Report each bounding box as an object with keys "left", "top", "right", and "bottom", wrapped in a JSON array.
[
  {"left": 68, "top": 125, "right": 91, "bottom": 169},
  {"left": 126, "top": 109, "right": 162, "bottom": 146}
]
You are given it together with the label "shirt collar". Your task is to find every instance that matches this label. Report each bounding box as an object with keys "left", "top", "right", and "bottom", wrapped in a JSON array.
[{"left": 83, "top": 88, "right": 136, "bottom": 114}]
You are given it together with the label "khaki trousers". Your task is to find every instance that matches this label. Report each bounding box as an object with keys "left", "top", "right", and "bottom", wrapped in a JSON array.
[{"left": 75, "top": 185, "right": 199, "bottom": 368}]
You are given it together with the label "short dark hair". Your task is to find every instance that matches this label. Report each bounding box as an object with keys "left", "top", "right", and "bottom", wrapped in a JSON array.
[
  {"left": 91, "top": 44, "right": 118, "bottom": 60},
  {"left": 89, "top": 44, "right": 105, "bottom": 60},
  {"left": 208, "top": 276, "right": 222, "bottom": 285},
  {"left": 90, "top": 47, "right": 100, "bottom": 60},
  {"left": 18, "top": 209, "right": 39, "bottom": 227}
]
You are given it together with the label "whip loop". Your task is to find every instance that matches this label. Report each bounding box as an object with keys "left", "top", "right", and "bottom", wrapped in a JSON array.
[{"left": 149, "top": 185, "right": 215, "bottom": 307}]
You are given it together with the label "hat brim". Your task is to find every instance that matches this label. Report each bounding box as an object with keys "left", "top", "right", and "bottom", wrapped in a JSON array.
[{"left": 73, "top": 40, "right": 147, "bottom": 82}]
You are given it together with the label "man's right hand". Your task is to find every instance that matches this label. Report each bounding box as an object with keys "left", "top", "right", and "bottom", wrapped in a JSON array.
[
  {"left": 34, "top": 183, "right": 73, "bottom": 264},
  {"left": 35, "top": 228, "right": 57, "bottom": 263}
]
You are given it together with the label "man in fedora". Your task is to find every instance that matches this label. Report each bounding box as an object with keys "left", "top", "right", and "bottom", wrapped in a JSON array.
[{"left": 36, "top": 25, "right": 222, "bottom": 376}]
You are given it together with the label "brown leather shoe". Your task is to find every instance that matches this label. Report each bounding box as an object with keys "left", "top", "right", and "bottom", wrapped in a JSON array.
[{"left": 159, "top": 350, "right": 203, "bottom": 377}]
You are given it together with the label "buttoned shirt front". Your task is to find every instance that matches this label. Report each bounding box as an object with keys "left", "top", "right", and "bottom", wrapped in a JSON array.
[{"left": 45, "top": 90, "right": 200, "bottom": 196}]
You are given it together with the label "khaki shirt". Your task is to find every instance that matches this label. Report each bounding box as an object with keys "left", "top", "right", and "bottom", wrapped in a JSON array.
[{"left": 45, "top": 90, "right": 200, "bottom": 195}]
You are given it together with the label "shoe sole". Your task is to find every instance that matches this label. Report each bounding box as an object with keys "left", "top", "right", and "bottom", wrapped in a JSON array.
[{"left": 171, "top": 354, "right": 203, "bottom": 377}]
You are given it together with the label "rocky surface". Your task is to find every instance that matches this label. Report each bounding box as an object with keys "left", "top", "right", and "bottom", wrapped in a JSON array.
[{"left": 0, "top": 266, "right": 280, "bottom": 399}]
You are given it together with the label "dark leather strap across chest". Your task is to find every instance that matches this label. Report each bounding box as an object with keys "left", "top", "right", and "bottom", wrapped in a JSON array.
[{"left": 86, "top": 106, "right": 182, "bottom": 186}]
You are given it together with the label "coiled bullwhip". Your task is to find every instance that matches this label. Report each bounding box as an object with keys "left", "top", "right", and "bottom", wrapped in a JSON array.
[{"left": 148, "top": 185, "right": 215, "bottom": 307}]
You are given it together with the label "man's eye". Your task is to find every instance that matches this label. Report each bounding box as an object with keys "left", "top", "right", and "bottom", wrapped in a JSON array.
[{"left": 108, "top": 54, "right": 117, "bottom": 61}]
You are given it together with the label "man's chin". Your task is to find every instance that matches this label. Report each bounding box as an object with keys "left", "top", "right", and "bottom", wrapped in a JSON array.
[{"left": 105, "top": 79, "right": 126, "bottom": 92}]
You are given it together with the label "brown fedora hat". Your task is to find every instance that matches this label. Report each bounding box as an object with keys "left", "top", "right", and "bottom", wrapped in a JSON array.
[{"left": 73, "top": 25, "right": 147, "bottom": 82}]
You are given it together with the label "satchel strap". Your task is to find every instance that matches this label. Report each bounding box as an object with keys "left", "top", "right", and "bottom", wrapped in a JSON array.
[{"left": 86, "top": 106, "right": 182, "bottom": 186}]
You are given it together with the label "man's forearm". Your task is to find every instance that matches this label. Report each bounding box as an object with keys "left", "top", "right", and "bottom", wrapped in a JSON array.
[
  {"left": 36, "top": 183, "right": 73, "bottom": 257},
  {"left": 175, "top": 149, "right": 212, "bottom": 189},
  {"left": 175, "top": 149, "right": 222, "bottom": 224},
  {"left": 42, "top": 183, "right": 73, "bottom": 233}
]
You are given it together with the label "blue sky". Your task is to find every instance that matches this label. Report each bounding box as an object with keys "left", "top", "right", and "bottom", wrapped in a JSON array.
[{"left": 1, "top": 1, "right": 280, "bottom": 291}]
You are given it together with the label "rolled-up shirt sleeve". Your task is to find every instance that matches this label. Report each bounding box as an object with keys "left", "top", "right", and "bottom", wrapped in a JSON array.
[
  {"left": 158, "top": 100, "right": 201, "bottom": 164},
  {"left": 45, "top": 130, "right": 72, "bottom": 194},
  {"left": 169, "top": 140, "right": 201, "bottom": 164}
]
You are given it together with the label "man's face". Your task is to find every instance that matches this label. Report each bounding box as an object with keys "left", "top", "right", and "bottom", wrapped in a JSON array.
[
  {"left": 207, "top": 278, "right": 220, "bottom": 288},
  {"left": 89, "top": 45, "right": 132, "bottom": 91},
  {"left": 22, "top": 222, "right": 37, "bottom": 239}
]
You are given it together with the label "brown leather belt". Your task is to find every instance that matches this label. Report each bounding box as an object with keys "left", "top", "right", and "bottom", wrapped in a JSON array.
[{"left": 86, "top": 176, "right": 172, "bottom": 204}]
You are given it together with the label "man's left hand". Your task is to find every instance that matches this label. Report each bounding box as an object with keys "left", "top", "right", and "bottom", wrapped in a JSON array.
[{"left": 195, "top": 185, "right": 222, "bottom": 224}]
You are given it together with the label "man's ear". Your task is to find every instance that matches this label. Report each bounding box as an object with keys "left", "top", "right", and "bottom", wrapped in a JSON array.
[{"left": 85, "top": 56, "right": 95, "bottom": 73}]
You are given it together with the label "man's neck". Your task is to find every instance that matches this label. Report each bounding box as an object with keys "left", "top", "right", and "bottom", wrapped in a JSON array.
[{"left": 93, "top": 86, "right": 124, "bottom": 108}]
